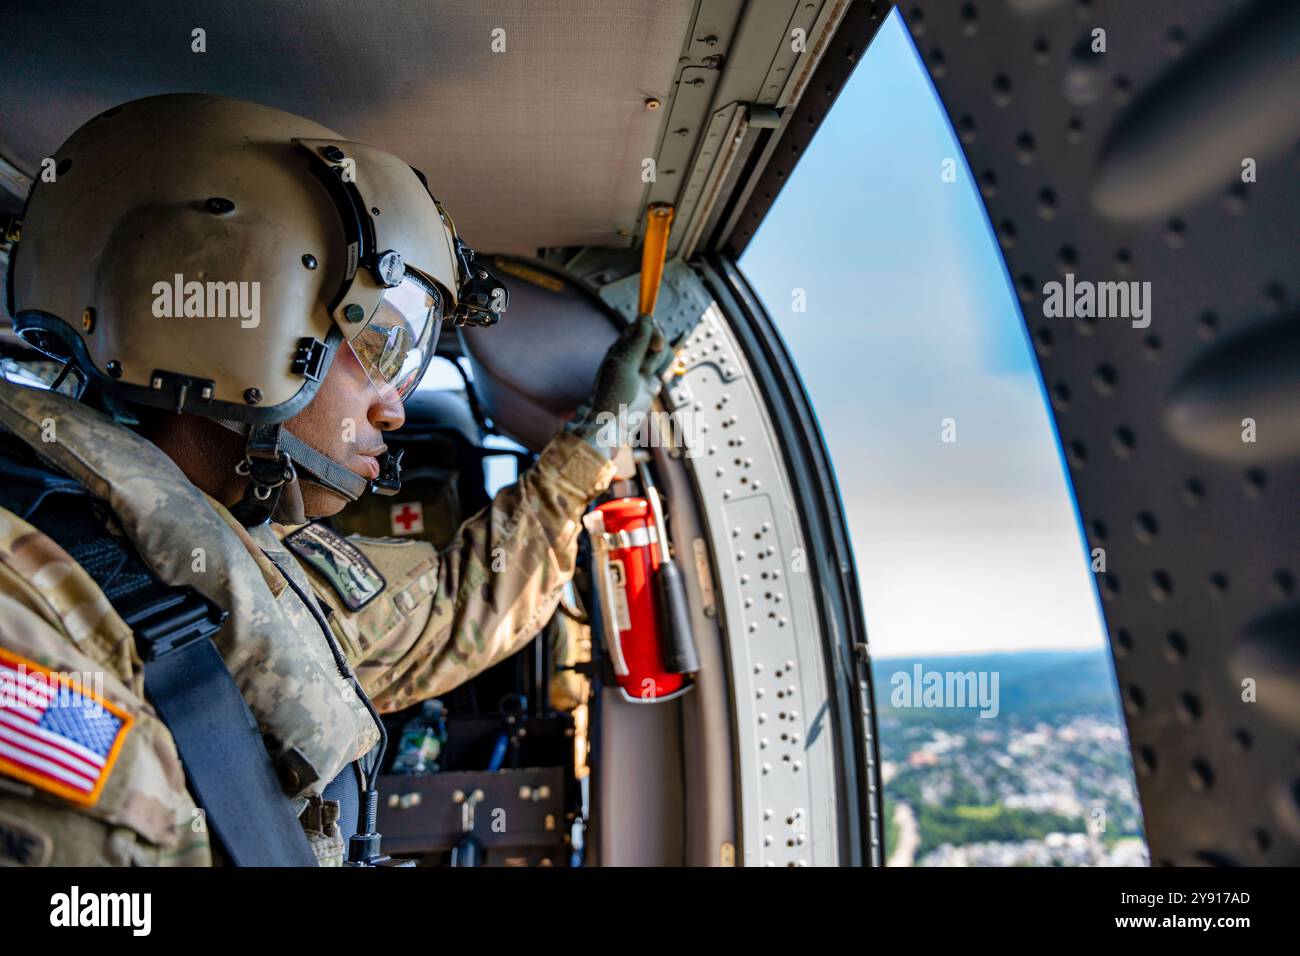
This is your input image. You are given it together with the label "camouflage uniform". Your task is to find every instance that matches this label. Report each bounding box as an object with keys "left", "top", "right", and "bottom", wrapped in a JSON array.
[{"left": 0, "top": 378, "right": 615, "bottom": 865}]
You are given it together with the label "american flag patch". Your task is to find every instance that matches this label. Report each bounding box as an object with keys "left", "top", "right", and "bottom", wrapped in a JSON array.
[{"left": 0, "top": 647, "right": 133, "bottom": 807}]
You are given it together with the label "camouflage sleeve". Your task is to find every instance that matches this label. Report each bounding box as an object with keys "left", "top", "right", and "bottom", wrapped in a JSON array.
[
  {"left": 311, "top": 431, "right": 616, "bottom": 713},
  {"left": 0, "top": 508, "right": 212, "bottom": 866}
]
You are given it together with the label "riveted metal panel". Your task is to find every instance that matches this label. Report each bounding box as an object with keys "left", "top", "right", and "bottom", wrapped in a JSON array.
[
  {"left": 664, "top": 301, "right": 844, "bottom": 865},
  {"left": 600, "top": 258, "right": 718, "bottom": 345}
]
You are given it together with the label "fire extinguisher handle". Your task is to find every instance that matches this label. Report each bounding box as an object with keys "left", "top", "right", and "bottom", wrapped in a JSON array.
[{"left": 656, "top": 558, "right": 701, "bottom": 675}]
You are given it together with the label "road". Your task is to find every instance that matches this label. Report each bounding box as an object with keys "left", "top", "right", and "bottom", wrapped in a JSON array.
[{"left": 887, "top": 802, "right": 920, "bottom": 867}]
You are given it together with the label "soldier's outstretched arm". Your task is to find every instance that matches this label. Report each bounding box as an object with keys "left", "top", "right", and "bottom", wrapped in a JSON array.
[
  {"left": 299, "top": 316, "right": 670, "bottom": 712},
  {"left": 306, "top": 430, "right": 616, "bottom": 713}
]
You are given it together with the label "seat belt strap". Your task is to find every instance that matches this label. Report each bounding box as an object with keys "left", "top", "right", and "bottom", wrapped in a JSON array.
[{"left": 0, "top": 443, "right": 319, "bottom": 866}]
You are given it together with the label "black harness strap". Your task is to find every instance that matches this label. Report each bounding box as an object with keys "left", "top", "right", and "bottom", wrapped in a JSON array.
[
  {"left": 220, "top": 419, "right": 371, "bottom": 513},
  {"left": 0, "top": 435, "right": 318, "bottom": 866}
]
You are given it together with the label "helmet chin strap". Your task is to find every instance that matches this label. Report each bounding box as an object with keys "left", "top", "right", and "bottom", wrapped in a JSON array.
[{"left": 218, "top": 420, "right": 399, "bottom": 527}]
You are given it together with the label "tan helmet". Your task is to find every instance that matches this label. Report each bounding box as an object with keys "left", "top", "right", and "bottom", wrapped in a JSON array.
[{"left": 9, "top": 93, "right": 507, "bottom": 521}]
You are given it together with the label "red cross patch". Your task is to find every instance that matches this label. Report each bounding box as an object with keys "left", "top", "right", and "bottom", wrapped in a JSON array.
[{"left": 390, "top": 501, "right": 424, "bottom": 536}]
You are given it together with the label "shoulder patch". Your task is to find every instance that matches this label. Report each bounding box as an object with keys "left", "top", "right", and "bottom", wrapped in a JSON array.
[
  {"left": 0, "top": 647, "right": 133, "bottom": 808},
  {"left": 285, "top": 522, "right": 386, "bottom": 611}
]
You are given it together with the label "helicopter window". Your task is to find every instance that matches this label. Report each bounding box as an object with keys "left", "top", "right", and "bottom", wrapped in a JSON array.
[
  {"left": 738, "top": 9, "right": 1145, "bottom": 867},
  {"left": 482, "top": 435, "right": 524, "bottom": 497}
]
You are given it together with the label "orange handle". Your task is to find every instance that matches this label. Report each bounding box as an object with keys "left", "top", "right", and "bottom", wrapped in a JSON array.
[{"left": 637, "top": 203, "right": 675, "bottom": 317}]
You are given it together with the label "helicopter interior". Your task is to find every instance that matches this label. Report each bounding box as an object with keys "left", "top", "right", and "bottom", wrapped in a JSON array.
[
  {"left": 0, "top": 0, "right": 880, "bottom": 868},
  {"left": 1, "top": 0, "right": 1295, "bottom": 867}
]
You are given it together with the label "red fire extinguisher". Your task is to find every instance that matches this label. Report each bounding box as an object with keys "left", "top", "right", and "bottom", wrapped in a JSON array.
[{"left": 583, "top": 493, "right": 694, "bottom": 703}]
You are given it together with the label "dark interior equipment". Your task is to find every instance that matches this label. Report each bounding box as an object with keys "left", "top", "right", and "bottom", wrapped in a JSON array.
[{"left": 458, "top": 259, "right": 624, "bottom": 450}]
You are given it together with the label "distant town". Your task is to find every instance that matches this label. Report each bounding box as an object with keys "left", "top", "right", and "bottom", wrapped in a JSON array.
[{"left": 874, "top": 649, "right": 1148, "bottom": 867}]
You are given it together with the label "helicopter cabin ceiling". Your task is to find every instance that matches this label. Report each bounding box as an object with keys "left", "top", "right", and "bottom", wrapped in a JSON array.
[{"left": 0, "top": 0, "right": 850, "bottom": 259}]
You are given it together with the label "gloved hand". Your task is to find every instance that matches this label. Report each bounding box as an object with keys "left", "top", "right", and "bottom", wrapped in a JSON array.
[{"left": 569, "top": 315, "right": 675, "bottom": 457}]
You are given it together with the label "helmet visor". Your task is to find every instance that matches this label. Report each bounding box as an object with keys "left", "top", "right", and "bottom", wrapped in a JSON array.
[{"left": 348, "top": 271, "right": 443, "bottom": 403}]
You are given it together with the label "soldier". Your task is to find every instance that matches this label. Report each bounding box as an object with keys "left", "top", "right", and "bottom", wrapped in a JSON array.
[{"left": 0, "top": 94, "right": 671, "bottom": 865}]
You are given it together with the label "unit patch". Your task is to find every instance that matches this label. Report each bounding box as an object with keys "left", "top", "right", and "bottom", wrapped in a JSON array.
[
  {"left": 0, "top": 808, "right": 53, "bottom": 866},
  {"left": 0, "top": 647, "right": 133, "bottom": 808},
  {"left": 285, "top": 522, "right": 386, "bottom": 611}
]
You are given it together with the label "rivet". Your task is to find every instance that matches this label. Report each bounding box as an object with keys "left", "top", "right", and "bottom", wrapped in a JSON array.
[
  {"left": 344, "top": 303, "right": 366, "bottom": 323},
  {"left": 645, "top": 98, "right": 662, "bottom": 110},
  {"left": 244, "top": 388, "right": 262, "bottom": 405},
  {"left": 302, "top": 254, "right": 318, "bottom": 270},
  {"left": 106, "top": 360, "right": 123, "bottom": 378},
  {"left": 82, "top": 308, "right": 95, "bottom": 333},
  {"left": 205, "top": 196, "right": 235, "bottom": 215}
]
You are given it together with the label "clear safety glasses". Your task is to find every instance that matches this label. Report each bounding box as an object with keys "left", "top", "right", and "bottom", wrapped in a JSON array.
[{"left": 347, "top": 271, "right": 444, "bottom": 404}]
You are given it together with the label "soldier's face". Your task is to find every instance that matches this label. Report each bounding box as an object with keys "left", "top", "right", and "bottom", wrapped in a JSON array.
[{"left": 285, "top": 344, "right": 406, "bottom": 517}]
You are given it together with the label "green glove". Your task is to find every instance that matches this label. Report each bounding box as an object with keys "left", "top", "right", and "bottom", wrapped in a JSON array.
[{"left": 570, "top": 315, "right": 675, "bottom": 457}]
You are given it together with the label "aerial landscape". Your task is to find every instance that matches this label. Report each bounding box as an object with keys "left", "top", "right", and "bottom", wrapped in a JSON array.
[{"left": 875, "top": 649, "right": 1148, "bottom": 867}]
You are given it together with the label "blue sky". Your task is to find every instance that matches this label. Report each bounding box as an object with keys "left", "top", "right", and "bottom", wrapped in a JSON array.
[{"left": 740, "top": 10, "right": 1107, "bottom": 658}]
